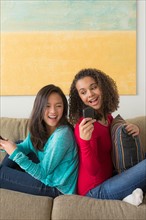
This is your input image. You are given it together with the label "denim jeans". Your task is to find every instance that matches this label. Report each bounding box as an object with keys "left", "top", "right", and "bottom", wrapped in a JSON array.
[
  {"left": 0, "top": 153, "right": 63, "bottom": 198},
  {"left": 86, "top": 159, "right": 146, "bottom": 200}
]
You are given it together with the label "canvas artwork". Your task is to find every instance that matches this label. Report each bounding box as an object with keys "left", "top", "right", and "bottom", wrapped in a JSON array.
[{"left": 1, "top": 0, "right": 136, "bottom": 95}]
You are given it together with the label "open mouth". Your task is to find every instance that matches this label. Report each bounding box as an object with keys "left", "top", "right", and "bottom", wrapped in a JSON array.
[
  {"left": 89, "top": 97, "right": 98, "bottom": 104},
  {"left": 48, "top": 115, "right": 57, "bottom": 119}
]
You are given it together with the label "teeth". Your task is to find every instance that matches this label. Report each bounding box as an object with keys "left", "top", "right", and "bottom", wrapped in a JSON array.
[
  {"left": 49, "top": 116, "right": 57, "bottom": 119},
  {"left": 89, "top": 98, "right": 97, "bottom": 103}
]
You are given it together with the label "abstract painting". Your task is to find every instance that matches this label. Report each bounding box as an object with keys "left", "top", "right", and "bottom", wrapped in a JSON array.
[{"left": 1, "top": 0, "right": 136, "bottom": 95}]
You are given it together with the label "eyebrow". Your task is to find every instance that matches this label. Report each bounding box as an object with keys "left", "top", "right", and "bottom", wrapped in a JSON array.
[
  {"left": 46, "top": 102, "right": 63, "bottom": 105},
  {"left": 78, "top": 83, "right": 97, "bottom": 92}
]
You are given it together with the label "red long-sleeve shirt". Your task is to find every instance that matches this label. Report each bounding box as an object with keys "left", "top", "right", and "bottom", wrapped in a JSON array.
[{"left": 74, "top": 114, "right": 114, "bottom": 195}]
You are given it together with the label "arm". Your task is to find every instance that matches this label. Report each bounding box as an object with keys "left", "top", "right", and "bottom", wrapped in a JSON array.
[
  {"left": 0, "top": 134, "right": 32, "bottom": 155},
  {"left": 9, "top": 126, "right": 77, "bottom": 187},
  {"left": 75, "top": 119, "right": 101, "bottom": 176}
]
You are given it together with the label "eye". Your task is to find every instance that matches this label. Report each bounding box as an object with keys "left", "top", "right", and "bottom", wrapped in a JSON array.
[
  {"left": 56, "top": 104, "right": 62, "bottom": 108},
  {"left": 45, "top": 105, "right": 50, "bottom": 109},
  {"left": 91, "top": 84, "right": 98, "bottom": 90},
  {"left": 45, "top": 102, "right": 51, "bottom": 107},
  {"left": 80, "top": 90, "right": 86, "bottom": 95}
]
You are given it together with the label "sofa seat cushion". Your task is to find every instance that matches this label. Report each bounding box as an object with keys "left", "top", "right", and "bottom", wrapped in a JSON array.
[
  {"left": 52, "top": 194, "right": 146, "bottom": 220},
  {"left": 0, "top": 189, "right": 53, "bottom": 220}
]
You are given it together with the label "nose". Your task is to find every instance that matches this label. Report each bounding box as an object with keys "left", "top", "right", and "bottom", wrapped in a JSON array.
[
  {"left": 87, "top": 89, "right": 94, "bottom": 97},
  {"left": 49, "top": 106, "right": 56, "bottom": 113}
]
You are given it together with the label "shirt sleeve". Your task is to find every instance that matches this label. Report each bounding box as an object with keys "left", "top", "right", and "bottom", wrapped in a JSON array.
[
  {"left": 74, "top": 121, "right": 101, "bottom": 176},
  {"left": 14, "top": 134, "right": 34, "bottom": 155},
  {"left": 9, "top": 126, "right": 77, "bottom": 187}
]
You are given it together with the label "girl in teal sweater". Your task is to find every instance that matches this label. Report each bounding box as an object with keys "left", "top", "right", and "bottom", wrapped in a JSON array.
[{"left": 0, "top": 84, "right": 78, "bottom": 197}]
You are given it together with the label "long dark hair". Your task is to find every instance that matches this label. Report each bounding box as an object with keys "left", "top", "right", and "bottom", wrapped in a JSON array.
[
  {"left": 69, "top": 68, "right": 119, "bottom": 125},
  {"left": 29, "top": 84, "right": 72, "bottom": 150}
]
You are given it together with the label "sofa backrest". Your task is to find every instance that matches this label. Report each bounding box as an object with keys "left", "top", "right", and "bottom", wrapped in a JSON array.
[
  {"left": 0, "top": 116, "right": 146, "bottom": 152},
  {"left": 0, "top": 117, "right": 29, "bottom": 142}
]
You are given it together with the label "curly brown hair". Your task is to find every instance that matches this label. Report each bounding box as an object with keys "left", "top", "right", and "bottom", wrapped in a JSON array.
[{"left": 68, "top": 68, "right": 119, "bottom": 125}]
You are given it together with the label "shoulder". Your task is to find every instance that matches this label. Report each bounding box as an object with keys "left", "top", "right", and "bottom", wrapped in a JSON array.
[
  {"left": 54, "top": 125, "right": 74, "bottom": 138},
  {"left": 74, "top": 118, "right": 83, "bottom": 136},
  {"left": 75, "top": 117, "right": 83, "bottom": 127},
  {"left": 51, "top": 126, "right": 77, "bottom": 149},
  {"left": 107, "top": 114, "right": 113, "bottom": 123}
]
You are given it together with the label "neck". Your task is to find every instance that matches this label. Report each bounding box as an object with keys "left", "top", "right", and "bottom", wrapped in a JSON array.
[{"left": 98, "top": 117, "right": 108, "bottom": 125}]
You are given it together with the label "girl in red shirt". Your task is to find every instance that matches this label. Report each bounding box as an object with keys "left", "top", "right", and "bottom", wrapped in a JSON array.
[{"left": 68, "top": 68, "right": 146, "bottom": 206}]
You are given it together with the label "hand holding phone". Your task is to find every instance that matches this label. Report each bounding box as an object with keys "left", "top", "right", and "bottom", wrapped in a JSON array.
[{"left": 80, "top": 107, "right": 96, "bottom": 140}]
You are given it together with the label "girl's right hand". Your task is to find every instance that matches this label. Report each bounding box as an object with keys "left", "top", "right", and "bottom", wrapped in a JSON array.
[
  {"left": 79, "top": 118, "right": 96, "bottom": 140},
  {"left": 0, "top": 139, "right": 17, "bottom": 155}
]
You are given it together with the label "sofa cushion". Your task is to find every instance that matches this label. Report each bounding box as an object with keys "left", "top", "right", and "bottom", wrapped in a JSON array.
[
  {"left": 0, "top": 117, "right": 29, "bottom": 142},
  {"left": 52, "top": 194, "right": 146, "bottom": 220},
  {"left": 110, "top": 114, "right": 145, "bottom": 173},
  {"left": 0, "top": 189, "right": 53, "bottom": 220}
]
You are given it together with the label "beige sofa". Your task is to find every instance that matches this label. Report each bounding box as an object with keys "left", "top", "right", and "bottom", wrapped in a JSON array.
[{"left": 0, "top": 116, "right": 146, "bottom": 220}]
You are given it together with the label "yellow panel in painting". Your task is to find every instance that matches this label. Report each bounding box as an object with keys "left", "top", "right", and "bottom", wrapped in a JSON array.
[{"left": 1, "top": 31, "right": 136, "bottom": 95}]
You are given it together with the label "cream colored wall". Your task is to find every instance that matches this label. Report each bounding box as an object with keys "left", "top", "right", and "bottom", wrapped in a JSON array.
[{"left": 0, "top": 1, "right": 145, "bottom": 119}]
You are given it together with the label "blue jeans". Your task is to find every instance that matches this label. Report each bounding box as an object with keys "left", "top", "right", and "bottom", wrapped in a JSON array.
[
  {"left": 0, "top": 153, "right": 63, "bottom": 198},
  {"left": 86, "top": 159, "right": 146, "bottom": 200}
]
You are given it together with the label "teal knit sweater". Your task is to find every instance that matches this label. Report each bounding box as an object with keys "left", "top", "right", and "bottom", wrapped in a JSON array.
[{"left": 9, "top": 125, "right": 78, "bottom": 194}]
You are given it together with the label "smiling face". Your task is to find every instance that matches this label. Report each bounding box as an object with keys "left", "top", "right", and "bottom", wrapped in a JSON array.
[
  {"left": 76, "top": 76, "right": 103, "bottom": 111},
  {"left": 43, "top": 92, "right": 64, "bottom": 133}
]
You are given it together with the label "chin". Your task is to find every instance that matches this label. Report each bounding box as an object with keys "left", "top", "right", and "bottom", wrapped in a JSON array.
[{"left": 92, "top": 106, "right": 100, "bottom": 111}]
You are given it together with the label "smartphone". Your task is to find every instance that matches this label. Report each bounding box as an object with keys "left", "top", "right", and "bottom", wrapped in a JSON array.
[
  {"left": 83, "top": 107, "right": 95, "bottom": 119},
  {"left": 0, "top": 136, "right": 6, "bottom": 152},
  {"left": 0, "top": 135, "right": 5, "bottom": 140}
]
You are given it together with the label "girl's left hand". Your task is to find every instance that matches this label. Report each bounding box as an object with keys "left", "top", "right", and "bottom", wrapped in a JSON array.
[
  {"left": 125, "top": 123, "right": 140, "bottom": 137},
  {"left": 0, "top": 139, "right": 17, "bottom": 155}
]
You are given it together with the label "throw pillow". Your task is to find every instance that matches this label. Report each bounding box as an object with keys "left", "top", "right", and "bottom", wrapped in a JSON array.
[{"left": 110, "top": 114, "right": 145, "bottom": 173}]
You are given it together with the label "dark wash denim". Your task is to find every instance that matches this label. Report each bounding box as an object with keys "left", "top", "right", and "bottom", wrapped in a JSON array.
[
  {"left": 86, "top": 159, "right": 146, "bottom": 200},
  {"left": 0, "top": 153, "right": 62, "bottom": 198}
]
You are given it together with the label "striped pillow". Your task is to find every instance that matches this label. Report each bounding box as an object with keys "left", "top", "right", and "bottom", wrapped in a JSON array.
[{"left": 110, "top": 114, "right": 145, "bottom": 173}]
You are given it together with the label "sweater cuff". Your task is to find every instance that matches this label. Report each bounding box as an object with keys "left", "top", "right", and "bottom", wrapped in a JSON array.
[{"left": 9, "top": 148, "right": 20, "bottom": 160}]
